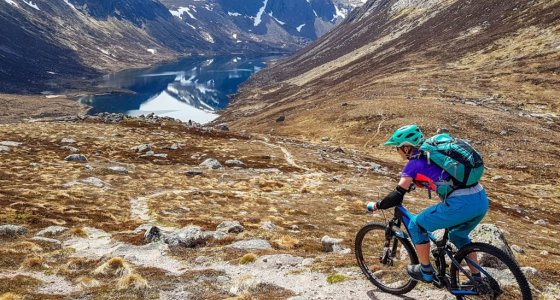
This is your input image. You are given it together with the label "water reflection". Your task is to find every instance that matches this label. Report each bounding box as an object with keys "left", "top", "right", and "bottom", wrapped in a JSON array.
[{"left": 81, "top": 55, "right": 272, "bottom": 124}]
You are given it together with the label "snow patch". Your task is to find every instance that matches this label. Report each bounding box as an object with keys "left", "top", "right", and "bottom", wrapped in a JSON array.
[
  {"left": 185, "top": 22, "right": 196, "bottom": 30},
  {"left": 147, "top": 49, "right": 157, "bottom": 55},
  {"left": 268, "top": 12, "right": 285, "bottom": 25},
  {"left": 3, "top": 0, "right": 18, "bottom": 7},
  {"left": 333, "top": 5, "right": 348, "bottom": 21},
  {"left": 228, "top": 11, "right": 241, "bottom": 17},
  {"left": 63, "top": 0, "right": 76, "bottom": 10},
  {"left": 232, "top": 33, "right": 238, "bottom": 39},
  {"left": 254, "top": 0, "right": 269, "bottom": 26},
  {"left": 296, "top": 24, "right": 306, "bottom": 32},
  {"left": 23, "top": 0, "right": 39, "bottom": 10},
  {"left": 170, "top": 6, "right": 197, "bottom": 20}
]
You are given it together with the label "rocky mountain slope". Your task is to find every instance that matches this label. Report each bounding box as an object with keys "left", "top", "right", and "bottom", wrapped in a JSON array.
[
  {"left": 219, "top": 0, "right": 559, "bottom": 133},
  {"left": 0, "top": 116, "right": 558, "bottom": 298},
  {"left": 0, "top": 0, "right": 366, "bottom": 94},
  {"left": 0, "top": 0, "right": 215, "bottom": 93}
]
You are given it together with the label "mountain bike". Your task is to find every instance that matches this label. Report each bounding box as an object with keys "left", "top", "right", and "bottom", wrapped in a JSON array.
[{"left": 355, "top": 205, "right": 532, "bottom": 299}]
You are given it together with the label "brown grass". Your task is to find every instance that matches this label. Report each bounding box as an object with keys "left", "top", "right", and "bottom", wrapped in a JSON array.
[
  {"left": 93, "top": 257, "right": 132, "bottom": 277},
  {"left": 117, "top": 273, "right": 149, "bottom": 290},
  {"left": 0, "top": 293, "right": 22, "bottom": 300},
  {"left": 20, "top": 255, "right": 46, "bottom": 270}
]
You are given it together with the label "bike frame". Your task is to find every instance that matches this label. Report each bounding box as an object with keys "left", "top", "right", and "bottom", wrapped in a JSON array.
[{"left": 389, "top": 205, "right": 481, "bottom": 296}]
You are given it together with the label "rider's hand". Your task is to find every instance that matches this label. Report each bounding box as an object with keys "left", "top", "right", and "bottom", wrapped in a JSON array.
[{"left": 366, "top": 201, "right": 378, "bottom": 212}]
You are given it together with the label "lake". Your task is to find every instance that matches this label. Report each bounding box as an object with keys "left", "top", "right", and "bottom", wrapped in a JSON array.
[{"left": 80, "top": 55, "right": 275, "bottom": 124}]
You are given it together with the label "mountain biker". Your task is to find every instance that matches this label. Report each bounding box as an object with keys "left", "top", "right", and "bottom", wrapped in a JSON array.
[{"left": 368, "top": 124, "right": 489, "bottom": 283}]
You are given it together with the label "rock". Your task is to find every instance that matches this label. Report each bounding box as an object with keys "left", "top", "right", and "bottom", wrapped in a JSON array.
[
  {"left": 217, "top": 221, "right": 244, "bottom": 234},
  {"left": 228, "top": 239, "right": 272, "bottom": 250},
  {"left": 144, "top": 226, "right": 162, "bottom": 243},
  {"left": 0, "top": 141, "right": 22, "bottom": 147},
  {"left": 334, "top": 147, "right": 345, "bottom": 153},
  {"left": 225, "top": 159, "right": 246, "bottom": 167},
  {"left": 35, "top": 226, "right": 69, "bottom": 237},
  {"left": 30, "top": 236, "right": 62, "bottom": 249},
  {"left": 216, "top": 124, "right": 229, "bottom": 131},
  {"left": 261, "top": 221, "right": 277, "bottom": 231},
  {"left": 436, "top": 128, "right": 450, "bottom": 134},
  {"left": 289, "top": 225, "right": 300, "bottom": 232},
  {"left": 533, "top": 219, "right": 549, "bottom": 226},
  {"left": 65, "top": 177, "right": 109, "bottom": 189},
  {"left": 65, "top": 154, "right": 88, "bottom": 162},
  {"left": 185, "top": 169, "right": 203, "bottom": 177},
  {"left": 540, "top": 250, "right": 549, "bottom": 256},
  {"left": 470, "top": 224, "right": 514, "bottom": 268},
  {"left": 341, "top": 103, "right": 348, "bottom": 107},
  {"left": 321, "top": 136, "right": 330, "bottom": 142},
  {"left": 276, "top": 115, "right": 285, "bottom": 122},
  {"left": 164, "top": 143, "right": 180, "bottom": 150},
  {"left": 108, "top": 166, "right": 128, "bottom": 174},
  {"left": 0, "top": 146, "right": 9, "bottom": 153},
  {"left": 61, "top": 138, "right": 76, "bottom": 144},
  {"left": 0, "top": 225, "right": 27, "bottom": 237},
  {"left": 164, "top": 226, "right": 211, "bottom": 248},
  {"left": 511, "top": 244, "right": 525, "bottom": 254},
  {"left": 491, "top": 175, "right": 504, "bottom": 181},
  {"left": 258, "top": 254, "right": 304, "bottom": 267},
  {"left": 521, "top": 267, "right": 539, "bottom": 277},
  {"left": 153, "top": 153, "right": 168, "bottom": 158},
  {"left": 131, "top": 144, "right": 152, "bottom": 153},
  {"left": 61, "top": 146, "right": 79, "bottom": 152},
  {"left": 200, "top": 158, "right": 222, "bottom": 169},
  {"left": 141, "top": 151, "right": 155, "bottom": 157},
  {"left": 321, "top": 236, "right": 348, "bottom": 253}
]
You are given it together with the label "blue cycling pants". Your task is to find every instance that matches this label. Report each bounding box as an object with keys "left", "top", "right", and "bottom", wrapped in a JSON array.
[{"left": 408, "top": 184, "right": 489, "bottom": 249}]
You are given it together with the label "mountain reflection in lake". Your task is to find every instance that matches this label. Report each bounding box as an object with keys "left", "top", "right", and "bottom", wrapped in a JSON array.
[{"left": 80, "top": 56, "right": 272, "bottom": 124}]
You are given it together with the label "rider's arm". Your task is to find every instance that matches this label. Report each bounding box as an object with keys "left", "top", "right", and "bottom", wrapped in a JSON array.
[{"left": 375, "top": 177, "right": 413, "bottom": 210}]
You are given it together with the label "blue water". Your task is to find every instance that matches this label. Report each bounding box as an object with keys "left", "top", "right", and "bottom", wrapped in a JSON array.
[{"left": 80, "top": 55, "right": 274, "bottom": 124}]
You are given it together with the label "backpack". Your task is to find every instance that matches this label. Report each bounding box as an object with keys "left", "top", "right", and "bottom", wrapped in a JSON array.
[{"left": 419, "top": 133, "right": 484, "bottom": 189}]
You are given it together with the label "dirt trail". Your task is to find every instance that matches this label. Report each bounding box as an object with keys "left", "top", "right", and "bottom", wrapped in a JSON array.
[{"left": 259, "top": 138, "right": 310, "bottom": 171}]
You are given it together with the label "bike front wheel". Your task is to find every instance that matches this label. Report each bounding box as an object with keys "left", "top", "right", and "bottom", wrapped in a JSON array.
[
  {"left": 450, "top": 242, "right": 532, "bottom": 300},
  {"left": 355, "top": 222, "right": 418, "bottom": 294}
]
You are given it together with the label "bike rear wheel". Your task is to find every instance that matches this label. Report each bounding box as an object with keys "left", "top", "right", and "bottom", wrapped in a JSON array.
[
  {"left": 355, "top": 222, "right": 418, "bottom": 294},
  {"left": 450, "top": 242, "right": 532, "bottom": 300}
]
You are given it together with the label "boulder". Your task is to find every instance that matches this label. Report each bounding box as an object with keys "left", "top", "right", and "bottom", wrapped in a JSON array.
[
  {"left": 276, "top": 116, "right": 285, "bottom": 122},
  {"left": 65, "top": 154, "right": 88, "bottom": 162},
  {"left": 258, "top": 254, "right": 304, "bottom": 268},
  {"left": 321, "top": 235, "right": 349, "bottom": 253},
  {"left": 131, "top": 144, "right": 152, "bottom": 154},
  {"left": 228, "top": 239, "right": 272, "bottom": 250},
  {"left": 164, "top": 226, "right": 212, "bottom": 248},
  {"left": 108, "top": 166, "right": 128, "bottom": 174},
  {"left": 521, "top": 266, "right": 539, "bottom": 277},
  {"left": 533, "top": 219, "right": 549, "bottom": 226},
  {"left": 511, "top": 244, "right": 525, "bottom": 254},
  {"left": 0, "top": 224, "right": 27, "bottom": 238},
  {"left": 61, "top": 146, "right": 79, "bottom": 152},
  {"left": 144, "top": 226, "right": 162, "bottom": 243},
  {"left": 333, "top": 147, "right": 345, "bottom": 153},
  {"left": 185, "top": 169, "right": 204, "bottom": 177},
  {"left": 260, "top": 221, "right": 277, "bottom": 231},
  {"left": 61, "top": 138, "right": 76, "bottom": 144},
  {"left": 469, "top": 224, "right": 514, "bottom": 268},
  {"left": 164, "top": 143, "right": 180, "bottom": 150},
  {"left": 0, "top": 146, "right": 9, "bottom": 153},
  {"left": 200, "top": 158, "right": 222, "bottom": 169},
  {"left": 217, "top": 221, "right": 244, "bottom": 234},
  {"left": 225, "top": 159, "right": 246, "bottom": 167},
  {"left": 35, "top": 226, "right": 69, "bottom": 237}
]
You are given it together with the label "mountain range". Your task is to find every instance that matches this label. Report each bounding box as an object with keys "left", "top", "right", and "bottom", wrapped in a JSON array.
[{"left": 0, "top": 0, "right": 364, "bottom": 93}]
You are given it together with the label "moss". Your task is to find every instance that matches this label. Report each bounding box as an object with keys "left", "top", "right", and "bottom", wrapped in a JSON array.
[
  {"left": 0, "top": 211, "right": 35, "bottom": 224},
  {"left": 326, "top": 273, "right": 346, "bottom": 284}
]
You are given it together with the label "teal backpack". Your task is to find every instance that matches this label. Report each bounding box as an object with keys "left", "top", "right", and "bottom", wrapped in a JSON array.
[{"left": 419, "top": 133, "right": 484, "bottom": 190}]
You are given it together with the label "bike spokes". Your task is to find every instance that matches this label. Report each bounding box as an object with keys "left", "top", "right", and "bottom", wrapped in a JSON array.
[{"left": 450, "top": 243, "right": 532, "bottom": 300}]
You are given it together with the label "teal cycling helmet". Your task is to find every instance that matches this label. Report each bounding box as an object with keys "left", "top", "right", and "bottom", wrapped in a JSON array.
[{"left": 384, "top": 124, "right": 424, "bottom": 147}]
